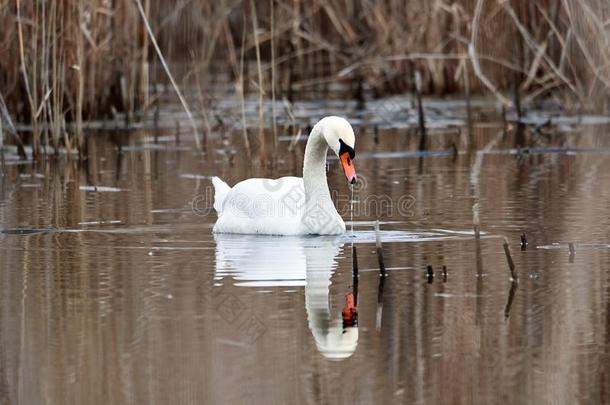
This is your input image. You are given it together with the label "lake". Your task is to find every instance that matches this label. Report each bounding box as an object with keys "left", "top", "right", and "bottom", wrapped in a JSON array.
[{"left": 1, "top": 96, "right": 609, "bottom": 404}]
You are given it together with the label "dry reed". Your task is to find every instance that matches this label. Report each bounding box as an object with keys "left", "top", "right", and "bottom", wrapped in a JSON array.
[{"left": 1, "top": 0, "right": 609, "bottom": 155}]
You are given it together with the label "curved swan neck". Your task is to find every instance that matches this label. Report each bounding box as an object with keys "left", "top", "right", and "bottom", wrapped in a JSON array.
[{"left": 303, "top": 124, "right": 330, "bottom": 198}]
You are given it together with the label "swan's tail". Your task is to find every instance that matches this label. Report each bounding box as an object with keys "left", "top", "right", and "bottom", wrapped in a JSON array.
[{"left": 212, "top": 177, "right": 231, "bottom": 213}]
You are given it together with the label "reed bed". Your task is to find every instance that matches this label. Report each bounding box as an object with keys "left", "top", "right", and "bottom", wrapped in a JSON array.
[
  {"left": 0, "top": 0, "right": 609, "bottom": 157},
  {"left": 0, "top": 0, "right": 150, "bottom": 157}
]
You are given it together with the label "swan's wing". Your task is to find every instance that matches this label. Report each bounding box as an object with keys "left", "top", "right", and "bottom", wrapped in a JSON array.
[{"left": 213, "top": 177, "right": 307, "bottom": 235}]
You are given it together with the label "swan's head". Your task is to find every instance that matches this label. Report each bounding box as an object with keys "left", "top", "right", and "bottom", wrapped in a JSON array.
[{"left": 318, "top": 116, "right": 357, "bottom": 184}]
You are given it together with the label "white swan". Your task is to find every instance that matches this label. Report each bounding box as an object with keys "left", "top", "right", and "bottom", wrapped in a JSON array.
[{"left": 212, "top": 116, "right": 357, "bottom": 235}]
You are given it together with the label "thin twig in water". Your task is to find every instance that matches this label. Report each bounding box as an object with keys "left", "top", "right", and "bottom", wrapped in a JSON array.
[
  {"left": 503, "top": 237, "right": 518, "bottom": 281},
  {"left": 504, "top": 280, "right": 518, "bottom": 320}
]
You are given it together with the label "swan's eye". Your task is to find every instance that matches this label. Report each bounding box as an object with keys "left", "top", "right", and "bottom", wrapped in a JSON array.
[{"left": 338, "top": 139, "right": 355, "bottom": 159}]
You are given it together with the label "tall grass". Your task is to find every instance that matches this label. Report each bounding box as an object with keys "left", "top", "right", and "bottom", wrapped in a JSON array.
[
  {"left": 216, "top": 0, "right": 608, "bottom": 109},
  {"left": 1, "top": 0, "right": 150, "bottom": 157},
  {"left": 1, "top": 0, "right": 609, "bottom": 156}
]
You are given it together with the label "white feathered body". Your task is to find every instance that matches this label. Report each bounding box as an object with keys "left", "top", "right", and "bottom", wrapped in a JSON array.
[{"left": 212, "top": 176, "right": 345, "bottom": 235}]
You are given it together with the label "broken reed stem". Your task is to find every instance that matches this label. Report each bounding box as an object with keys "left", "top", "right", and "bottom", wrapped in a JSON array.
[
  {"left": 503, "top": 237, "right": 518, "bottom": 281},
  {"left": 415, "top": 70, "right": 427, "bottom": 151},
  {"left": 504, "top": 279, "right": 518, "bottom": 320},
  {"left": 375, "top": 220, "right": 386, "bottom": 276},
  {"left": 427, "top": 265, "right": 434, "bottom": 284},
  {"left": 520, "top": 233, "right": 527, "bottom": 250},
  {"left": 133, "top": 0, "right": 201, "bottom": 151},
  {"left": 568, "top": 242, "right": 575, "bottom": 255}
]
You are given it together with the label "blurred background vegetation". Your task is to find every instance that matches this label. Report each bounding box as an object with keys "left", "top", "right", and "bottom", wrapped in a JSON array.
[{"left": 0, "top": 0, "right": 609, "bottom": 158}]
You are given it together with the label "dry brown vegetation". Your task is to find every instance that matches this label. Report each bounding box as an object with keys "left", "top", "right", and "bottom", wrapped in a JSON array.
[
  {"left": 0, "top": 0, "right": 609, "bottom": 156},
  {"left": 0, "top": 0, "right": 151, "bottom": 157}
]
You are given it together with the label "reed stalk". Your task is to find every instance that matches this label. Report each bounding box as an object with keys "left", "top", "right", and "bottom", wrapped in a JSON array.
[
  {"left": 270, "top": 0, "right": 278, "bottom": 156},
  {"left": 415, "top": 70, "right": 427, "bottom": 151},
  {"left": 250, "top": 0, "right": 265, "bottom": 160},
  {"left": 0, "top": 92, "right": 26, "bottom": 159},
  {"left": 75, "top": 0, "right": 84, "bottom": 154},
  {"left": 238, "top": 11, "right": 251, "bottom": 157},
  {"left": 134, "top": 0, "right": 201, "bottom": 151}
]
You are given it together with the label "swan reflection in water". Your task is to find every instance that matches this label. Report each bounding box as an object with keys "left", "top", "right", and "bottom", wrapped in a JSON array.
[{"left": 214, "top": 233, "right": 358, "bottom": 360}]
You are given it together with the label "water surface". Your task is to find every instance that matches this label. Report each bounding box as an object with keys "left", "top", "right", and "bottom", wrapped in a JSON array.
[{"left": 1, "top": 108, "right": 609, "bottom": 404}]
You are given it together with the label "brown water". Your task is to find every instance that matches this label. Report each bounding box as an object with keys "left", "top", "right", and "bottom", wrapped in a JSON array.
[{"left": 1, "top": 114, "right": 610, "bottom": 404}]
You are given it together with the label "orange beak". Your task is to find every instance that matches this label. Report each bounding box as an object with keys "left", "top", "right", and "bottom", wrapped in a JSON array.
[
  {"left": 340, "top": 152, "right": 357, "bottom": 184},
  {"left": 342, "top": 292, "right": 358, "bottom": 327}
]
